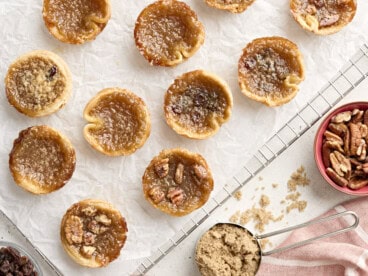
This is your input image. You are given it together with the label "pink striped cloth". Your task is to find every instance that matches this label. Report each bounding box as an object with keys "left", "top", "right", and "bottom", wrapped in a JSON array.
[{"left": 258, "top": 197, "right": 368, "bottom": 276}]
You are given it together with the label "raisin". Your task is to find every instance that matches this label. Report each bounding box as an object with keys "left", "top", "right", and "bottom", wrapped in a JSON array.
[{"left": 47, "top": 66, "right": 57, "bottom": 80}]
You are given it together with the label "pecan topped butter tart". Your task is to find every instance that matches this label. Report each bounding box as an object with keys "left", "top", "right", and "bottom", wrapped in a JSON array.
[
  {"left": 290, "top": 0, "right": 357, "bottom": 35},
  {"left": 60, "top": 199, "right": 128, "bottom": 268},
  {"left": 143, "top": 148, "right": 214, "bottom": 216},
  {"left": 238, "top": 36, "right": 305, "bottom": 107}
]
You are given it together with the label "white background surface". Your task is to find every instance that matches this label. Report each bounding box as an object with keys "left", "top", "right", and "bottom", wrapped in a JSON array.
[{"left": 0, "top": 0, "right": 367, "bottom": 275}]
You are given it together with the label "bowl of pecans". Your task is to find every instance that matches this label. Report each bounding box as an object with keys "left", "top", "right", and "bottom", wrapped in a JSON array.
[{"left": 314, "top": 102, "right": 368, "bottom": 195}]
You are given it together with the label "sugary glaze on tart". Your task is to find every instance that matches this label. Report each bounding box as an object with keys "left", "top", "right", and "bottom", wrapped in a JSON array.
[
  {"left": 164, "top": 70, "right": 233, "bottom": 139},
  {"left": 9, "top": 125, "right": 76, "bottom": 194},
  {"left": 60, "top": 199, "right": 128, "bottom": 268},
  {"left": 134, "top": 0, "right": 205, "bottom": 67},
  {"left": 204, "top": 0, "right": 256, "bottom": 13},
  {"left": 83, "top": 88, "right": 151, "bottom": 156},
  {"left": 142, "top": 148, "right": 214, "bottom": 217},
  {"left": 5, "top": 50, "right": 72, "bottom": 117},
  {"left": 290, "top": 0, "right": 357, "bottom": 35},
  {"left": 238, "top": 37, "right": 305, "bottom": 107},
  {"left": 43, "top": 0, "right": 111, "bottom": 44}
]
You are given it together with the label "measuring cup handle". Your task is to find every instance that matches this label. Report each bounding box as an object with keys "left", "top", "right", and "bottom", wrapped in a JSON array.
[{"left": 256, "top": 211, "right": 359, "bottom": 256}]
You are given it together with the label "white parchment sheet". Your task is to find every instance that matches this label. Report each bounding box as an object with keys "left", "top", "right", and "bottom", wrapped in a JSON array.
[{"left": 0, "top": 0, "right": 368, "bottom": 275}]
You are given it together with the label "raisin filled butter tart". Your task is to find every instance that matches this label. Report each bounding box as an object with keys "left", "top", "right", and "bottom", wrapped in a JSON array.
[
  {"left": 290, "top": 0, "right": 357, "bottom": 35},
  {"left": 134, "top": 0, "right": 205, "bottom": 66},
  {"left": 83, "top": 88, "right": 151, "bottom": 156},
  {"left": 5, "top": 50, "right": 72, "bottom": 117},
  {"left": 238, "top": 37, "right": 305, "bottom": 107},
  {"left": 143, "top": 148, "right": 214, "bottom": 217},
  {"left": 43, "top": 0, "right": 111, "bottom": 44},
  {"left": 164, "top": 70, "right": 233, "bottom": 139},
  {"left": 60, "top": 199, "right": 128, "bottom": 267},
  {"left": 9, "top": 125, "right": 76, "bottom": 194}
]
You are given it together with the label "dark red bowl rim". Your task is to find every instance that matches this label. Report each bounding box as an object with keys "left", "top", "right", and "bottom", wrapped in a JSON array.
[{"left": 314, "top": 101, "right": 368, "bottom": 196}]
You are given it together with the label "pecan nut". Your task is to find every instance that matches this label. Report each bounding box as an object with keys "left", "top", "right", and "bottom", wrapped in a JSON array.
[
  {"left": 326, "top": 168, "right": 348, "bottom": 187},
  {"left": 81, "top": 246, "right": 96, "bottom": 258},
  {"left": 193, "top": 164, "right": 208, "bottom": 181},
  {"left": 154, "top": 158, "right": 169, "bottom": 178},
  {"left": 350, "top": 123, "right": 362, "bottom": 156},
  {"left": 351, "top": 109, "right": 364, "bottom": 123},
  {"left": 167, "top": 187, "right": 185, "bottom": 205},
  {"left": 328, "top": 123, "right": 347, "bottom": 137},
  {"left": 331, "top": 111, "right": 351, "bottom": 124},
  {"left": 348, "top": 177, "right": 368, "bottom": 190},
  {"left": 65, "top": 216, "right": 83, "bottom": 244},
  {"left": 95, "top": 214, "right": 111, "bottom": 226},
  {"left": 148, "top": 186, "right": 165, "bottom": 204},
  {"left": 175, "top": 163, "right": 184, "bottom": 184},
  {"left": 83, "top": 232, "right": 96, "bottom": 245},
  {"left": 330, "top": 151, "right": 351, "bottom": 178}
]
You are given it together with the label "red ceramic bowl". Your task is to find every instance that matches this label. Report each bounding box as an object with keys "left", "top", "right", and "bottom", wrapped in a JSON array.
[{"left": 314, "top": 101, "right": 368, "bottom": 196}]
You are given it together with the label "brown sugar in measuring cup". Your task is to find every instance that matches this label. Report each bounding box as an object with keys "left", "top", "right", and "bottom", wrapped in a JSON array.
[{"left": 195, "top": 211, "right": 358, "bottom": 276}]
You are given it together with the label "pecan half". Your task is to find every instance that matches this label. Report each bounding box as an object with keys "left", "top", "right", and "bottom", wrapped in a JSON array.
[
  {"left": 320, "top": 14, "right": 340, "bottom": 28},
  {"left": 330, "top": 151, "right": 351, "bottom": 178},
  {"left": 326, "top": 168, "right": 348, "bottom": 187},
  {"left": 175, "top": 163, "right": 184, "bottom": 184},
  {"left": 167, "top": 187, "right": 185, "bottom": 205},
  {"left": 348, "top": 177, "right": 368, "bottom": 190},
  {"left": 351, "top": 109, "right": 364, "bottom": 123},
  {"left": 359, "top": 123, "right": 368, "bottom": 138},
  {"left": 95, "top": 214, "right": 111, "bottom": 226},
  {"left": 328, "top": 123, "right": 347, "bottom": 137},
  {"left": 350, "top": 123, "right": 362, "bottom": 156},
  {"left": 362, "top": 163, "right": 368, "bottom": 174},
  {"left": 65, "top": 216, "right": 83, "bottom": 244},
  {"left": 322, "top": 142, "right": 331, "bottom": 167},
  {"left": 193, "top": 164, "right": 208, "bottom": 181},
  {"left": 154, "top": 158, "right": 169, "bottom": 178},
  {"left": 364, "top": 110, "right": 368, "bottom": 125},
  {"left": 83, "top": 232, "right": 96, "bottom": 245},
  {"left": 324, "top": 130, "right": 343, "bottom": 145},
  {"left": 331, "top": 111, "right": 351, "bottom": 124},
  {"left": 82, "top": 206, "right": 97, "bottom": 217},
  {"left": 324, "top": 140, "right": 344, "bottom": 153},
  {"left": 344, "top": 128, "right": 351, "bottom": 155},
  {"left": 148, "top": 186, "right": 165, "bottom": 204}
]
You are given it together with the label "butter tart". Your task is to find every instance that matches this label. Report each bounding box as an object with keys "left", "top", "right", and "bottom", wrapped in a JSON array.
[
  {"left": 83, "top": 88, "right": 151, "bottom": 156},
  {"left": 5, "top": 50, "right": 72, "bottom": 117},
  {"left": 290, "top": 0, "right": 357, "bottom": 35},
  {"left": 204, "top": 0, "right": 256, "bottom": 13},
  {"left": 238, "top": 37, "right": 305, "bottom": 107},
  {"left": 60, "top": 199, "right": 128, "bottom": 267},
  {"left": 42, "top": 0, "right": 111, "bottom": 44},
  {"left": 164, "top": 70, "right": 233, "bottom": 139},
  {"left": 134, "top": 0, "right": 205, "bottom": 66},
  {"left": 142, "top": 148, "right": 214, "bottom": 217},
  {"left": 9, "top": 125, "right": 76, "bottom": 194}
]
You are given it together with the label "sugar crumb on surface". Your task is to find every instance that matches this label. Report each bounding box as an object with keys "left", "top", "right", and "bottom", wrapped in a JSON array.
[
  {"left": 272, "top": 183, "right": 278, "bottom": 188},
  {"left": 287, "top": 165, "right": 310, "bottom": 192},
  {"left": 233, "top": 191, "right": 242, "bottom": 201}
]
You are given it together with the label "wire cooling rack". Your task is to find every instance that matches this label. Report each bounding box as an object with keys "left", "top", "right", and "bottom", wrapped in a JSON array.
[{"left": 134, "top": 43, "right": 368, "bottom": 275}]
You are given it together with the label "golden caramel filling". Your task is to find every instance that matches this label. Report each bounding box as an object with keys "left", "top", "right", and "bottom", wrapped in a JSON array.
[
  {"left": 86, "top": 93, "right": 148, "bottom": 152},
  {"left": 135, "top": 0, "right": 203, "bottom": 63},
  {"left": 166, "top": 78, "right": 229, "bottom": 134},
  {"left": 6, "top": 57, "right": 65, "bottom": 111},
  {"left": 293, "top": 0, "right": 356, "bottom": 28},
  {"left": 213, "top": 0, "right": 252, "bottom": 4},
  {"left": 64, "top": 203, "right": 127, "bottom": 266},
  {"left": 144, "top": 152, "right": 212, "bottom": 215},
  {"left": 11, "top": 130, "right": 71, "bottom": 187},
  {"left": 44, "top": 0, "right": 107, "bottom": 39}
]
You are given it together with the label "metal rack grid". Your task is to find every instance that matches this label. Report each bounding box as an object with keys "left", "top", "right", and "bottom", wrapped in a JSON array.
[{"left": 134, "top": 44, "right": 368, "bottom": 275}]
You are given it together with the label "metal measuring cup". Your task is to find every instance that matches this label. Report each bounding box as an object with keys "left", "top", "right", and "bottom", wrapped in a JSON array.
[{"left": 195, "top": 210, "right": 359, "bottom": 275}]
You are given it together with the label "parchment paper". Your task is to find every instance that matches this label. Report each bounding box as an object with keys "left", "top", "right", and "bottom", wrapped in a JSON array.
[{"left": 0, "top": 0, "right": 368, "bottom": 275}]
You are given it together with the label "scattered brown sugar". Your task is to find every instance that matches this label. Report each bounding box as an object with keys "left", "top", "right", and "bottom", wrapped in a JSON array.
[
  {"left": 260, "top": 238, "right": 273, "bottom": 250},
  {"left": 288, "top": 166, "right": 310, "bottom": 192},
  {"left": 285, "top": 192, "right": 307, "bottom": 213},
  {"left": 233, "top": 191, "right": 242, "bottom": 201},
  {"left": 229, "top": 211, "right": 240, "bottom": 223},
  {"left": 259, "top": 195, "right": 270, "bottom": 208},
  {"left": 258, "top": 176, "right": 263, "bottom": 181},
  {"left": 272, "top": 183, "right": 278, "bottom": 188},
  {"left": 238, "top": 203, "right": 283, "bottom": 233}
]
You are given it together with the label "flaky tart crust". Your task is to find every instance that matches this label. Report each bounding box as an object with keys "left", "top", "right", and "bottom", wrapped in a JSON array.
[
  {"left": 60, "top": 199, "right": 128, "bottom": 268},
  {"left": 43, "top": 0, "right": 111, "bottom": 44},
  {"left": 83, "top": 88, "right": 151, "bottom": 156},
  {"left": 134, "top": 0, "right": 205, "bottom": 67},
  {"left": 142, "top": 148, "right": 214, "bottom": 217},
  {"left": 164, "top": 70, "right": 233, "bottom": 139},
  {"left": 5, "top": 50, "right": 72, "bottom": 117},
  {"left": 238, "top": 36, "right": 305, "bottom": 107},
  {"left": 204, "top": 0, "right": 256, "bottom": 13},
  {"left": 290, "top": 0, "right": 357, "bottom": 35},
  {"left": 9, "top": 125, "right": 76, "bottom": 194}
]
